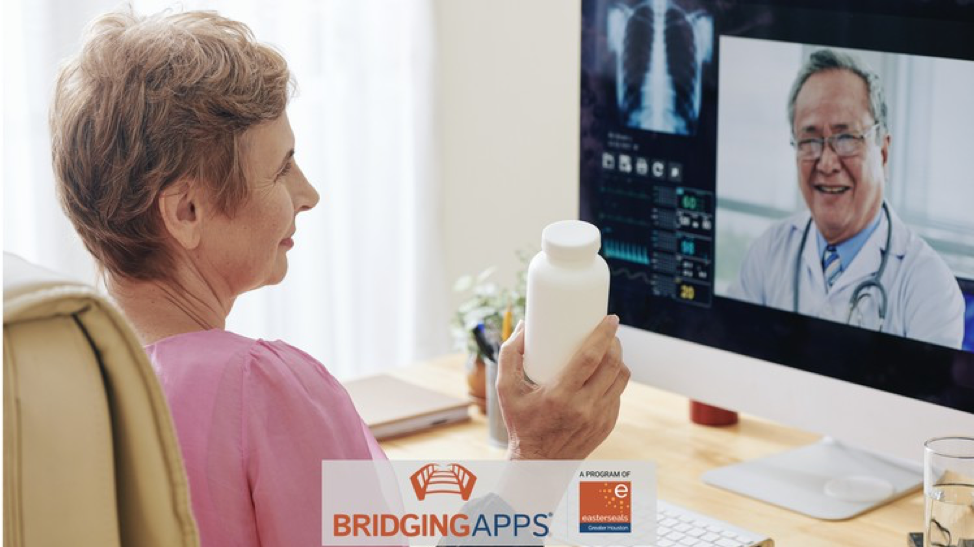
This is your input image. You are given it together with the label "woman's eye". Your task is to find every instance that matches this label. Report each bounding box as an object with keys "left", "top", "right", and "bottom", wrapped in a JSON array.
[{"left": 277, "top": 161, "right": 293, "bottom": 180}]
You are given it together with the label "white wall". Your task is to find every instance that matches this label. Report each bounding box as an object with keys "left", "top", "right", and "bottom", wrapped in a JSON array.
[
  {"left": 4, "top": 0, "right": 581, "bottom": 358},
  {"left": 434, "top": 0, "right": 581, "bottom": 311}
]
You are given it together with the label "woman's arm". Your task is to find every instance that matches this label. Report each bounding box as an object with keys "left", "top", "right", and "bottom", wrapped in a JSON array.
[{"left": 241, "top": 340, "right": 385, "bottom": 545}]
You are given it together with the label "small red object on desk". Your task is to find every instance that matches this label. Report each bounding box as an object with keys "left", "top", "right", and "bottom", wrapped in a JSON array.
[{"left": 690, "top": 400, "right": 738, "bottom": 426}]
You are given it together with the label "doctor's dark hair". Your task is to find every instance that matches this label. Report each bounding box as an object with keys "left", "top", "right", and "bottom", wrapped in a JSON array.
[
  {"left": 786, "top": 49, "right": 889, "bottom": 139},
  {"left": 50, "top": 9, "right": 292, "bottom": 282}
]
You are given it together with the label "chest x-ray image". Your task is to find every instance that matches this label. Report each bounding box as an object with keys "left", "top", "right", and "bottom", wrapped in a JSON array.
[{"left": 607, "top": 0, "right": 714, "bottom": 136}]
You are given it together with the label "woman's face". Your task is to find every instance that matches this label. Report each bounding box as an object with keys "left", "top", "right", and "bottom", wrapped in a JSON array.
[{"left": 197, "top": 113, "right": 319, "bottom": 294}]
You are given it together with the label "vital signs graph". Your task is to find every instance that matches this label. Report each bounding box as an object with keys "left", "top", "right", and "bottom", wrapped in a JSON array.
[{"left": 596, "top": 151, "right": 714, "bottom": 307}]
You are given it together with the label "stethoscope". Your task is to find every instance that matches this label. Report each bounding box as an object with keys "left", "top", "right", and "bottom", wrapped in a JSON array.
[{"left": 793, "top": 202, "right": 891, "bottom": 327}]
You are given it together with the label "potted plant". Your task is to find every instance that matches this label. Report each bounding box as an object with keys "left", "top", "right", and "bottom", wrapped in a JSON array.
[{"left": 450, "top": 251, "right": 529, "bottom": 413}]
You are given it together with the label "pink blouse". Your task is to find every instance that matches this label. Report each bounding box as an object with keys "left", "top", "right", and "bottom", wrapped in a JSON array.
[{"left": 145, "top": 329, "right": 386, "bottom": 547}]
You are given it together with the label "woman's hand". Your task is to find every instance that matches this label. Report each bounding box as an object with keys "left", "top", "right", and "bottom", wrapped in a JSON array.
[{"left": 496, "top": 315, "right": 630, "bottom": 460}]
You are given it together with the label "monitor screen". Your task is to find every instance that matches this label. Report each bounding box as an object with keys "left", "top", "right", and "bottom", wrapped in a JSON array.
[{"left": 580, "top": 0, "right": 974, "bottom": 412}]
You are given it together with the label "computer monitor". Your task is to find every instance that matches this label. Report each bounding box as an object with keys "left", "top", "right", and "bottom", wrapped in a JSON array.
[{"left": 579, "top": 0, "right": 974, "bottom": 519}]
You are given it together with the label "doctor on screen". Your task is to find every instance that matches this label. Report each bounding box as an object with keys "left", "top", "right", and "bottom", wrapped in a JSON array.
[{"left": 728, "top": 49, "right": 965, "bottom": 349}]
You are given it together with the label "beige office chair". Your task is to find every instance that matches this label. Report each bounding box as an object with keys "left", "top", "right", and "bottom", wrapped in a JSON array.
[{"left": 3, "top": 253, "right": 199, "bottom": 547}]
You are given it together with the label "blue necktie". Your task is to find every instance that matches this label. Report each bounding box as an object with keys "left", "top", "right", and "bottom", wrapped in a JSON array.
[{"left": 822, "top": 245, "right": 841, "bottom": 289}]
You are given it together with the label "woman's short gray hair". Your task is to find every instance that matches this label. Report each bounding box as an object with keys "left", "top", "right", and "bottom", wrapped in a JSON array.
[
  {"left": 51, "top": 9, "right": 292, "bottom": 282},
  {"left": 787, "top": 49, "right": 888, "bottom": 138}
]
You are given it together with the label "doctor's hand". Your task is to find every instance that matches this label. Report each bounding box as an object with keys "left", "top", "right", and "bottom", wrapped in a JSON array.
[{"left": 496, "top": 315, "right": 630, "bottom": 461}]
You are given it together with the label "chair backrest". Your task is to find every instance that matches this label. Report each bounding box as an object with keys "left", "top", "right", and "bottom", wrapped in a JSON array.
[{"left": 3, "top": 253, "right": 199, "bottom": 547}]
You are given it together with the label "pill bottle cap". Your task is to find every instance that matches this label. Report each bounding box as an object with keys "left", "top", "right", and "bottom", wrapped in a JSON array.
[{"left": 541, "top": 220, "right": 601, "bottom": 262}]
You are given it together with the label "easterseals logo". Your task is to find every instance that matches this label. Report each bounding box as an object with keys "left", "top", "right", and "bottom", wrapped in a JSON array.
[
  {"left": 579, "top": 480, "right": 631, "bottom": 533},
  {"left": 410, "top": 463, "right": 477, "bottom": 501}
]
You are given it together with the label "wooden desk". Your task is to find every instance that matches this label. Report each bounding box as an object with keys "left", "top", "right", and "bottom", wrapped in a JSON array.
[{"left": 380, "top": 354, "right": 920, "bottom": 546}]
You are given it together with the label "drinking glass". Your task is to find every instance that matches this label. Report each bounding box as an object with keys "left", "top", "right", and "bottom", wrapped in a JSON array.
[{"left": 925, "top": 437, "right": 974, "bottom": 547}]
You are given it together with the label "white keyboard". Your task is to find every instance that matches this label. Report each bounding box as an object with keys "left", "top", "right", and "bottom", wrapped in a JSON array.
[
  {"left": 647, "top": 500, "right": 773, "bottom": 547},
  {"left": 548, "top": 497, "right": 773, "bottom": 547}
]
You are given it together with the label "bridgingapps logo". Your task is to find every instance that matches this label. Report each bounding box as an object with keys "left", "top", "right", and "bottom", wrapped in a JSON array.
[
  {"left": 322, "top": 460, "right": 654, "bottom": 546},
  {"left": 327, "top": 461, "right": 550, "bottom": 543},
  {"left": 579, "top": 480, "right": 632, "bottom": 533},
  {"left": 410, "top": 463, "right": 477, "bottom": 501}
]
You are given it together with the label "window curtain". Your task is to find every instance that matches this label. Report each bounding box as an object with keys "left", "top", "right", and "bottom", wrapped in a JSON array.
[{"left": 2, "top": 0, "right": 449, "bottom": 378}]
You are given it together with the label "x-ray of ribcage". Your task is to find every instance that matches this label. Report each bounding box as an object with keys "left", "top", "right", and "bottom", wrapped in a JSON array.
[{"left": 608, "top": 0, "right": 713, "bottom": 136}]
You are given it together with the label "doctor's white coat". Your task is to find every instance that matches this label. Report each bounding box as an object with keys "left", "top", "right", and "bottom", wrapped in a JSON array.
[{"left": 728, "top": 206, "right": 965, "bottom": 349}]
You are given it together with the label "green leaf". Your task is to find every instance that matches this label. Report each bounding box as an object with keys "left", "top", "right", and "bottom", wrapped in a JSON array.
[
  {"left": 474, "top": 282, "right": 498, "bottom": 298},
  {"left": 453, "top": 275, "right": 473, "bottom": 292},
  {"left": 475, "top": 266, "right": 497, "bottom": 284},
  {"left": 470, "top": 305, "right": 495, "bottom": 320}
]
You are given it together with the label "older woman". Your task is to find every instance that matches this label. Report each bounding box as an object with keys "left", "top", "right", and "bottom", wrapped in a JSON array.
[{"left": 50, "top": 9, "right": 629, "bottom": 547}]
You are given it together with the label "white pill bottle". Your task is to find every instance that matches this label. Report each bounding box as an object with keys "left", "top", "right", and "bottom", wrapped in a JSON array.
[{"left": 524, "top": 220, "right": 610, "bottom": 385}]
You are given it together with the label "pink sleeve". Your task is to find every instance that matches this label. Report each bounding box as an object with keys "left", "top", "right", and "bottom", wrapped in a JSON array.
[
  {"left": 241, "top": 341, "right": 380, "bottom": 545},
  {"left": 361, "top": 419, "right": 388, "bottom": 461}
]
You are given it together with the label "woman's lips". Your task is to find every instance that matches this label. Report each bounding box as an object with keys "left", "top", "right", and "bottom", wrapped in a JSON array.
[{"left": 280, "top": 237, "right": 294, "bottom": 248}]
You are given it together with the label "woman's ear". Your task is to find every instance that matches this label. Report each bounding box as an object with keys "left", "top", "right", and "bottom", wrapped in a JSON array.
[{"left": 158, "top": 181, "right": 203, "bottom": 250}]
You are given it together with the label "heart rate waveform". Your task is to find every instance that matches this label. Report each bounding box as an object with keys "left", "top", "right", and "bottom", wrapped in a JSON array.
[
  {"left": 599, "top": 212, "right": 652, "bottom": 228},
  {"left": 611, "top": 266, "right": 653, "bottom": 285},
  {"left": 604, "top": 239, "right": 651, "bottom": 265},
  {"left": 612, "top": 268, "right": 683, "bottom": 300},
  {"left": 601, "top": 186, "right": 653, "bottom": 200}
]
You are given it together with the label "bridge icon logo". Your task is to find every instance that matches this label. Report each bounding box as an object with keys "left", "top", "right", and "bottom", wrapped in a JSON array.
[{"left": 409, "top": 463, "right": 477, "bottom": 501}]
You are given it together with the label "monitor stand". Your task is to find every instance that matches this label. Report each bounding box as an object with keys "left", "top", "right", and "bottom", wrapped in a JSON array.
[{"left": 701, "top": 436, "right": 921, "bottom": 520}]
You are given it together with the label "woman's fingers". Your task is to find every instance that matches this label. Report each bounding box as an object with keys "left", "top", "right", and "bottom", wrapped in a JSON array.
[
  {"left": 497, "top": 321, "right": 528, "bottom": 396},
  {"left": 606, "top": 360, "right": 631, "bottom": 400},
  {"left": 553, "top": 315, "right": 620, "bottom": 393},
  {"left": 583, "top": 336, "right": 623, "bottom": 399}
]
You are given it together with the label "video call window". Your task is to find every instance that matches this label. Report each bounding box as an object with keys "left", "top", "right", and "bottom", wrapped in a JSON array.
[
  {"left": 582, "top": 0, "right": 974, "bottom": 411},
  {"left": 714, "top": 37, "right": 974, "bottom": 351}
]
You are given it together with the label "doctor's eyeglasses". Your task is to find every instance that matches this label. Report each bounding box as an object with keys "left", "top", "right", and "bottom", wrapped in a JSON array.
[{"left": 791, "top": 123, "right": 880, "bottom": 161}]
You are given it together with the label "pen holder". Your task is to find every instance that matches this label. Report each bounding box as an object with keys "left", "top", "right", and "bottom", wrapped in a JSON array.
[
  {"left": 465, "top": 353, "right": 488, "bottom": 414},
  {"left": 485, "top": 358, "right": 508, "bottom": 448}
]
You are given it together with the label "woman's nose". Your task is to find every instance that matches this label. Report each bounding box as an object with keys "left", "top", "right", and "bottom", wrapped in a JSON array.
[{"left": 294, "top": 166, "right": 320, "bottom": 212}]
